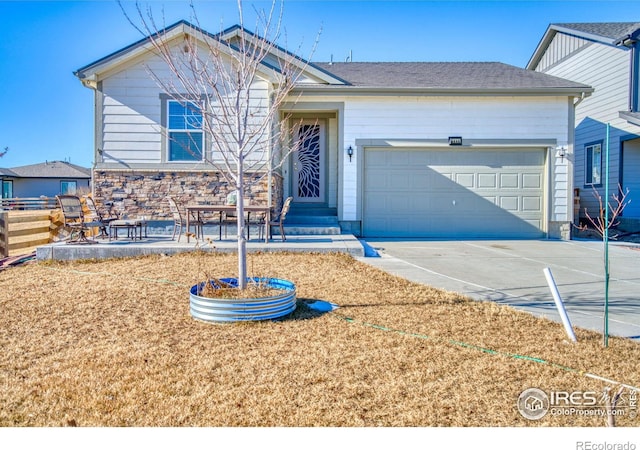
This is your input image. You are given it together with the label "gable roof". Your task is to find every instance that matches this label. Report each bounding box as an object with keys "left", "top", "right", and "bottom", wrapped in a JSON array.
[
  {"left": 1, "top": 161, "right": 91, "bottom": 179},
  {"left": 76, "top": 20, "right": 592, "bottom": 97},
  {"left": 307, "top": 62, "right": 591, "bottom": 95},
  {"left": 527, "top": 22, "right": 640, "bottom": 70},
  {"left": 0, "top": 168, "right": 18, "bottom": 177},
  {"left": 74, "top": 20, "right": 346, "bottom": 88}
]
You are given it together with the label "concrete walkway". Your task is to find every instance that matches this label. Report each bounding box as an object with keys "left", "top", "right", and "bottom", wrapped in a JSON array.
[{"left": 357, "top": 239, "right": 640, "bottom": 341}]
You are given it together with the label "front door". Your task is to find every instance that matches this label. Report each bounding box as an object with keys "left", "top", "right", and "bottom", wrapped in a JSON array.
[{"left": 293, "top": 121, "right": 325, "bottom": 203}]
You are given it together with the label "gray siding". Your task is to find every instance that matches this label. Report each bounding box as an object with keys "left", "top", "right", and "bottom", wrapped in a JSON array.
[
  {"left": 534, "top": 33, "right": 591, "bottom": 72},
  {"left": 535, "top": 34, "right": 640, "bottom": 219},
  {"left": 97, "top": 45, "right": 272, "bottom": 169},
  {"left": 11, "top": 179, "right": 91, "bottom": 198}
]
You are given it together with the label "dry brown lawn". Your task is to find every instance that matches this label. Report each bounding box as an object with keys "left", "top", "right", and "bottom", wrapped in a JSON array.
[{"left": 0, "top": 251, "right": 638, "bottom": 427}]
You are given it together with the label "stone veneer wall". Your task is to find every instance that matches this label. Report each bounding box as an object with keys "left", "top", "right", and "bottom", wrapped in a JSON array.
[{"left": 93, "top": 170, "right": 271, "bottom": 219}]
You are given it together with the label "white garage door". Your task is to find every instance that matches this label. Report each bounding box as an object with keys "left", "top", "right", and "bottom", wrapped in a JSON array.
[{"left": 363, "top": 147, "right": 546, "bottom": 238}]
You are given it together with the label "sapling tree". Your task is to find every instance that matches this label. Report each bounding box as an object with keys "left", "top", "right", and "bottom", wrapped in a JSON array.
[
  {"left": 582, "top": 185, "right": 630, "bottom": 239},
  {"left": 122, "top": 0, "right": 318, "bottom": 288},
  {"left": 580, "top": 184, "right": 631, "bottom": 346}
]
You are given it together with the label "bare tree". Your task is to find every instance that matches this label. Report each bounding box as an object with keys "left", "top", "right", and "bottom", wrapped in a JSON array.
[
  {"left": 0, "top": 147, "right": 7, "bottom": 158},
  {"left": 581, "top": 185, "right": 630, "bottom": 239},
  {"left": 579, "top": 185, "right": 631, "bottom": 346},
  {"left": 122, "top": 0, "right": 318, "bottom": 288}
]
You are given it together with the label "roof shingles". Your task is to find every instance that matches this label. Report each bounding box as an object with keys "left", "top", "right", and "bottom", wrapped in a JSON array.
[
  {"left": 2, "top": 161, "right": 91, "bottom": 179},
  {"left": 312, "top": 62, "right": 590, "bottom": 91},
  {"left": 553, "top": 22, "right": 640, "bottom": 41}
]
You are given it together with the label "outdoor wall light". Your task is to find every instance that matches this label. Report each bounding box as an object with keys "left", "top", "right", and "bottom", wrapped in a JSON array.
[
  {"left": 448, "top": 136, "right": 463, "bottom": 146},
  {"left": 556, "top": 145, "right": 567, "bottom": 162},
  {"left": 347, "top": 145, "right": 354, "bottom": 162}
]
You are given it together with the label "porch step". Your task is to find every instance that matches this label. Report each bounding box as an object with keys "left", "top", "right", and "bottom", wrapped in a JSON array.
[
  {"left": 282, "top": 204, "right": 340, "bottom": 235},
  {"left": 284, "top": 215, "right": 339, "bottom": 225},
  {"left": 288, "top": 206, "right": 338, "bottom": 216},
  {"left": 280, "top": 225, "right": 342, "bottom": 236}
]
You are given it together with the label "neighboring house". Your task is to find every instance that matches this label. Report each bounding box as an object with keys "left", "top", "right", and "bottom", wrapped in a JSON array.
[
  {"left": 0, "top": 161, "right": 91, "bottom": 199},
  {"left": 528, "top": 22, "right": 640, "bottom": 226},
  {"left": 74, "top": 21, "right": 592, "bottom": 239}
]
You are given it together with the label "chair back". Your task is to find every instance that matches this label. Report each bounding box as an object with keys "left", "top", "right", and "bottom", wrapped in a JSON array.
[
  {"left": 82, "top": 196, "right": 101, "bottom": 222},
  {"left": 57, "top": 195, "right": 85, "bottom": 224},
  {"left": 278, "top": 196, "right": 293, "bottom": 223},
  {"left": 167, "top": 197, "right": 184, "bottom": 223}
]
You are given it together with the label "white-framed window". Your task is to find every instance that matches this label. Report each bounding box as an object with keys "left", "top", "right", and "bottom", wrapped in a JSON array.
[
  {"left": 585, "top": 143, "right": 602, "bottom": 186},
  {"left": 167, "top": 100, "right": 203, "bottom": 162},
  {"left": 2, "top": 180, "right": 13, "bottom": 198},
  {"left": 60, "top": 180, "right": 77, "bottom": 194}
]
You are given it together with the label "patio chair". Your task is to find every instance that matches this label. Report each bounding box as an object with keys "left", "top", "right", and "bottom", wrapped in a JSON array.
[
  {"left": 167, "top": 197, "right": 204, "bottom": 242},
  {"left": 56, "top": 194, "right": 103, "bottom": 244},
  {"left": 219, "top": 190, "right": 238, "bottom": 239},
  {"left": 267, "top": 196, "right": 293, "bottom": 241},
  {"left": 82, "top": 195, "right": 115, "bottom": 238}
]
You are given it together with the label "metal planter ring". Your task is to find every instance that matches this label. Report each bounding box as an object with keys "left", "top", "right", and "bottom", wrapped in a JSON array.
[{"left": 189, "top": 277, "right": 296, "bottom": 323}]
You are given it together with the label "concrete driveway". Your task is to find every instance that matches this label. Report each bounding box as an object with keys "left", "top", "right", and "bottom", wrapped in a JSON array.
[{"left": 358, "top": 239, "right": 640, "bottom": 341}]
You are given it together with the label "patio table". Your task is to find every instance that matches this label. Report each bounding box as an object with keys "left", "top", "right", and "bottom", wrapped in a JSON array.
[
  {"left": 185, "top": 205, "right": 271, "bottom": 243},
  {"left": 109, "top": 219, "right": 147, "bottom": 241}
]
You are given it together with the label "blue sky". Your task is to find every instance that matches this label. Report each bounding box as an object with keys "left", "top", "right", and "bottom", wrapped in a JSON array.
[{"left": 0, "top": 0, "right": 637, "bottom": 169}]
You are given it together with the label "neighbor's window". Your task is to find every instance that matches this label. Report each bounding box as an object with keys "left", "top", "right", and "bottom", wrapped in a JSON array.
[
  {"left": 2, "top": 180, "right": 13, "bottom": 198},
  {"left": 60, "top": 180, "right": 77, "bottom": 195},
  {"left": 585, "top": 143, "right": 602, "bottom": 186},
  {"left": 167, "top": 100, "right": 203, "bottom": 162}
]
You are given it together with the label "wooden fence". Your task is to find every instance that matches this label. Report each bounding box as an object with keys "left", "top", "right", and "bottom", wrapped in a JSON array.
[
  {"left": 0, "top": 197, "right": 58, "bottom": 210},
  {"left": 0, "top": 209, "right": 63, "bottom": 257}
]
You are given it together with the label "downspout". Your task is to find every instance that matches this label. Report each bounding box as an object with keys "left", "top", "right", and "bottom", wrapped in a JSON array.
[
  {"left": 625, "top": 39, "right": 637, "bottom": 112},
  {"left": 616, "top": 35, "right": 638, "bottom": 112},
  {"left": 268, "top": 90, "right": 276, "bottom": 212}
]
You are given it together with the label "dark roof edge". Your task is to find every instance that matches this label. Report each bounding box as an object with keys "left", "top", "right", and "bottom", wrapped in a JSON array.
[
  {"left": 74, "top": 20, "right": 346, "bottom": 84},
  {"left": 292, "top": 86, "right": 594, "bottom": 96},
  {"left": 527, "top": 23, "right": 640, "bottom": 70},
  {"left": 75, "top": 20, "right": 200, "bottom": 78}
]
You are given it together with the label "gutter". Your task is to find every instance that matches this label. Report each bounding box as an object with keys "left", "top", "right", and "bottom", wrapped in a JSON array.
[
  {"left": 615, "top": 34, "right": 638, "bottom": 112},
  {"left": 292, "top": 86, "right": 595, "bottom": 97}
]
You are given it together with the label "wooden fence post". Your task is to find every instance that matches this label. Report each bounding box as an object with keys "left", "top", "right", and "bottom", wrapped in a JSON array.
[{"left": 0, "top": 211, "right": 8, "bottom": 258}]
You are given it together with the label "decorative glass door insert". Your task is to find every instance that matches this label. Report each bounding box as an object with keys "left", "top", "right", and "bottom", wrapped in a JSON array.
[{"left": 293, "top": 122, "right": 325, "bottom": 203}]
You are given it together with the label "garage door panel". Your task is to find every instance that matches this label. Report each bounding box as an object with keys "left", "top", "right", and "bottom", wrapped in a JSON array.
[
  {"left": 500, "top": 196, "right": 519, "bottom": 211},
  {"left": 478, "top": 173, "right": 497, "bottom": 188},
  {"left": 500, "top": 173, "right": 519, "bottom": 188},
  {"left": 455, "top": 173, "right": 475, "bottom": 188},
  {"left": 363, "top": 148, "right": 545, "bottom": 238},
  {"left": 522, "top": 173, "right": 542, "bottom": 189},
  {"left": 522, "top": 196, "right": 542, "bottom": 212}
]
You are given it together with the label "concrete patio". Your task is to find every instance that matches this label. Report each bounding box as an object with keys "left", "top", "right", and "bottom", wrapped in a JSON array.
[{"left": 35, "top": 233, "right": 365, "bottom": 261}]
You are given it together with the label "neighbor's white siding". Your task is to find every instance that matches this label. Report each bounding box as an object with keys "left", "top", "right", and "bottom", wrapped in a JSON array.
[
  {"left": 535, "top": 34, "right": 637, "bottom": 218},
  {"left": 330, "top": 95, "right": 571, "bottom": 223}
]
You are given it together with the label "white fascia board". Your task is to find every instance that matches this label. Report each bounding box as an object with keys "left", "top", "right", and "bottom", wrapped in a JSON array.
[
  {"left": 76, "top": 22, "right": 339, "bottom": 89},
  {"left": 619, "top": 111, "right": 640, "bottom": 127},
  {"left": 526, "top": 26, "right": 556, "bottom": 70},
  {"left": 551, "top": 24, "right": 618, "bottom": 46},
  {"left": 75, "top": 24, "right": 189, "bottom": 82}
]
